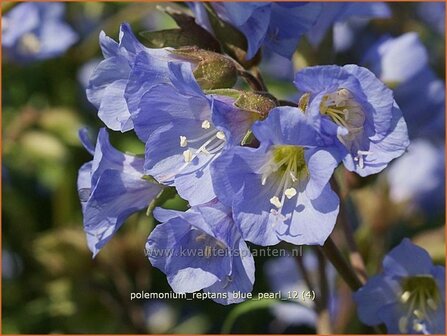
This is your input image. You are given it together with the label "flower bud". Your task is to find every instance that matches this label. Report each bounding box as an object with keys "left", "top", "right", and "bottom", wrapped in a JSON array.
[
  {"left": 172, "top": 47, "right": 237, "bottom": 90},
  {"left": 234, "top": 92, "right": 277, "bottom": 119}
]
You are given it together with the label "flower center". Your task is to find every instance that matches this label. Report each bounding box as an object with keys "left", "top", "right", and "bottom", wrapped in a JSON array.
[
  {"left": 260, "top": 145, "right": 309, "bottom": 217},
  {"left": 157, "top": 119, "right": 226, "bottom": 182},
  {"left": 319, "top": 88, "right": 365, "bottom": 138},
  {"left": 319, "top": 88, "right": 372, "bottom": 168},
  {"left": 18, "top": 32, "right": 41, "bottom": 55},
  {"left": 398, "top": 275, "right": 442, "bottom": 333}
]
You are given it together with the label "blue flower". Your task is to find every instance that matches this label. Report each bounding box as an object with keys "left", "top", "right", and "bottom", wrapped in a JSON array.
[
  {"left": 128, "top": 60, "right": 257, "bottom": 206},
  {"left": 211, "top": 107, "right": 341, "bottom": 246},
  {"left": 354, "top": 238, "right": 445, "bottom": 334},
  {"left": 362, "top": 33, "right": 445, "bottom": 141},
  {"left": 307, "top": 2, "right": 391, "bottom": 47},
  {"left": 189, "top": 2, "right": 322, "bottom": 59},
  {"left": 146, "top": 200, "right": 255, "bottom": 305},
  {"left": 295, "top": 65, "right": 409, "bottom": 176},
  {"left": 387, "top": 139, "right": 445, "bottom": 216},
  {"left": 2, "top": 2, "right": 78, "bottom": 62},
  {"left": 86, "top": 23, "right": 175, "bottom": 132},
  {"left": 77, "top": 128, "right": 163, "bottom": 257},
  {"left": 362, "top": 33, "right": 428, "bottom": 85}
]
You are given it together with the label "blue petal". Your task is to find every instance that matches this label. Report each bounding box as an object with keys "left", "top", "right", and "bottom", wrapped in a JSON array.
[
  {"left": 382, "top": 238, "right": 434, "bottom": 277},
  {"left": 97, "top": 79, "right": 133, "bottom": 132},
  {"left": 343, "top": 64, "right": 396, "bottom": 137},
  {"left": 78, "top": 128, "right": 95, "bottom": 155},
  {"left": 265, "top": 3, "right": 322, "bottom": 59},
  {"left": 125, "top": 50, "right": 173, "bottom": 132},
  {"left": 91, "top": 128, "right": 144, "bottom": 186},
  {"left": 99, "top": 30, "right": 119, "bottom": 58},
  {"left": 204, "top": 238, "right": 255, "bottom": 304},
  {"left": 86, "top": 55, "right": 131, "bottom": 107},
  {"left": 276, "top": 183, "right": 339, "bottom": 246},
  {"left": 2, "top": 3, "right": 40, "bottom": 48},
  {"left": 307, "top": 3, "right": 390, "bottom": 47},
  {"left": 133, "top": 80, "right": 209, "bottom": 142},
  {"left": 213, "top": 2, "right": 271, "bottom": 59},
  {"left": 294, "top": 65, "right": 360, "bottom": 95},
  {"left": 353, "top": 274, "right": 399, "bottom": 326},
  {"left": 210, "top": 96, "right": 256, "bottom": 145},
  {"left": 84, "top": 169, "right": 162, "bottom": 257},
  {"left": 305, "top": 147, "right": 341, "bottom": 199},
  {"left": 362, "top": 33, "right": 428, "bottom": 84},
  {"left": 252, "top": 106, "right": 323, "bottom": 147},
  {"left": 77, "top": 162, "right": 92, "bottom": 212}
]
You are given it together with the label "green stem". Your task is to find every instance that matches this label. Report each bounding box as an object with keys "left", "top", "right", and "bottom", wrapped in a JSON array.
[
  {"left": 331, "top": 176, "right": 368, "bottom": 284},
  {"left": 319, "top": 237, "right": 363, "bottom": 292}
]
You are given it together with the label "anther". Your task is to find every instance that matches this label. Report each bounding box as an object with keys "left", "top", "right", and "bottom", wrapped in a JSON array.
[
  {"left": 270, "top": 196, "right": 282, "bottom": 208},
  {"left": 179, "top": 136, "right": 188, "bottom": 147},
  {"left": 401, "top": 291, "right": 411, "bottom": 303},
  {"left": 183, "top": 149, "right": 193, "bottom": 162},
  {"left": 216, "top": 131, "right": 226, "bottom": 140},
  {"left": 201, "top": 120, "right": 211, "bottom": 129},
  {"left": 284, "top": 187, "right": 297, "bottom": 199}
]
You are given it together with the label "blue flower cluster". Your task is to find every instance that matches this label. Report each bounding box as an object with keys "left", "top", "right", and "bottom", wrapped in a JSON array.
[
  {"left": 76, "top": 2, "right": 447, "bottom": 331},
  {"left": 78, "top": 10, "right": 412, "bottom": 307}
]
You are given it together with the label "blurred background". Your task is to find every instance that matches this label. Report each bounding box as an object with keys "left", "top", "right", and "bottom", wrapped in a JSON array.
[{"left": 2, "top": 2, "right": 445, "bottom": 334}]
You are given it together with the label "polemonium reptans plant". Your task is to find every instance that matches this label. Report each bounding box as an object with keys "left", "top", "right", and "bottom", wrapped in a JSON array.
[{"left": 76, "top": 2, "right": 444, "bottom": 334}]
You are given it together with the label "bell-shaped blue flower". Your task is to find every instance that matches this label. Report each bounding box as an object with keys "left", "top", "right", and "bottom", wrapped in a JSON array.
[
  {"left": 86, "top": 23, "right": 174, "bottom": 132},
  {"left": 146, "top": 200, "right": 255, "bottom": 305},
  {"left": 211, "top": 107, "right": 341, "bottom": 246},
  {"left": 295, "top": 64, "right": 410, "bottom": 176},
  {"left": 2, "top": 2, "right": 78, "bottom": 62},
  {"left": 354, "top": 238, "right": 445, "bottom": 334},
  {"left": 77, "top": 128, "right": 163, "bottom": 257}
]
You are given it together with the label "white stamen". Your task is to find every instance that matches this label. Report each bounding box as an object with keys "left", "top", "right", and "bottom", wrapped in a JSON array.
[
  {"left": 401, "top": 291, "right": 411, "bottom": 303},
  {"left": 216, "top": 131, "right": 226, "bottom": 140},
  {"left": 289, "top": 171, "right": 298, "bottom": 182},
  {"left": 413, "top": 321, "right": 424, "bottom": 332},
  {"left": 270, "top": 196, "right": 282, "bottom": 208},
  {"left": 284, "top": 187, "right": 297, "bottom": 199},
  {"left": 179, "top": 136, "right": 188, "bottom": 147},
  {"left": 338, "top": 88, "right": 351, "bottom": 97},
  {"left": 355, "top": 150, "right": 373, "bottom": 169},
  {"left": 183, "top": 149, "right": 193, "bottom": 163},
  {"left": 201, "top": 120, "right": 211, "bottom": 129},
  {"left": 413, "top": 309, "right": 424, "bottom": 319},
  {"left": 427, "top": 298, "right": 437, "bottom": 310}
]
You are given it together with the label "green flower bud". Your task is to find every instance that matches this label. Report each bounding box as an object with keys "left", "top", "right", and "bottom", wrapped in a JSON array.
[
  {"left": 234, "top": 91, "right": 277, "bottom": 119},
  {"left": 172, "top": 47, "right": 237, "bottom": 90}
]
